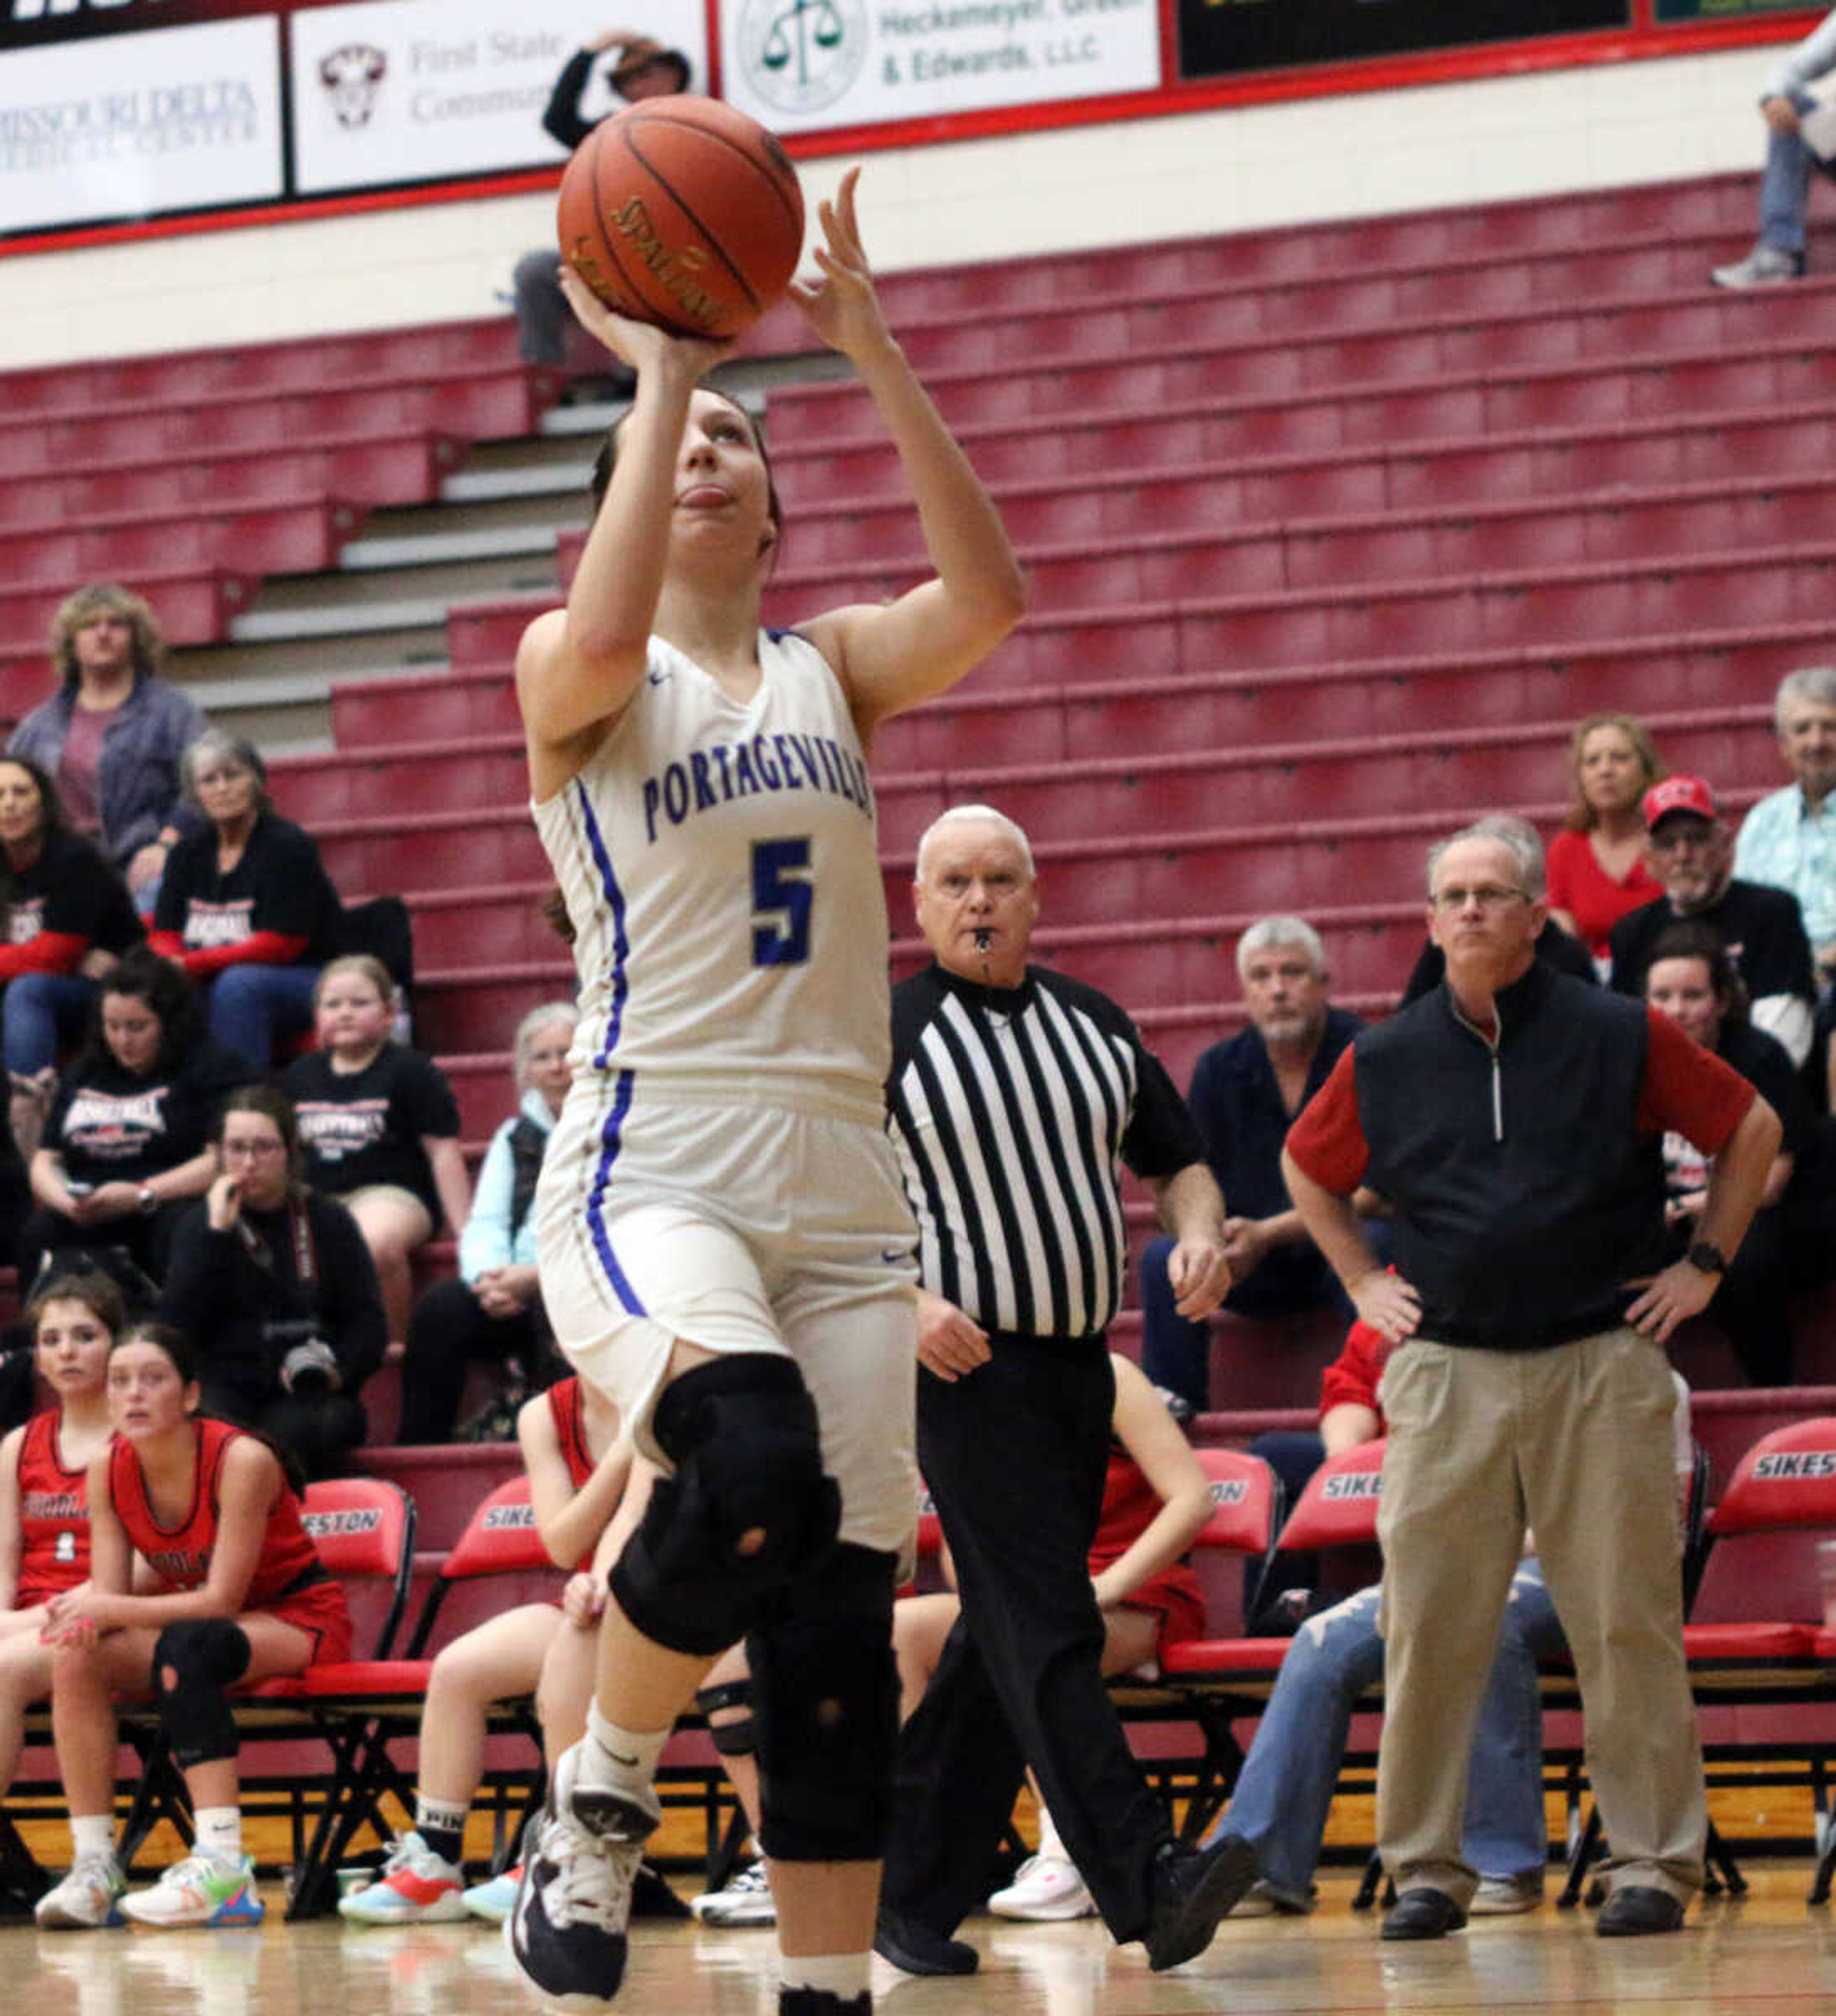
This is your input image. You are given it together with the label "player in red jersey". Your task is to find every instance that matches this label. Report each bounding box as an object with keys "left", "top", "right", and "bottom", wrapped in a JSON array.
[
  {"left": 338, "top": 1374, "right": 638, "bottom": 1927},
  {"left": 0, "top": 1272, "right": 121, "bottom": 1817},
  {"left": 33, "top": 1320, "right": 350, "bottom": 1932}
]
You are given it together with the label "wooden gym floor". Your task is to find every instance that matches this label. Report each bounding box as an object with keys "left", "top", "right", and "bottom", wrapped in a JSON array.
[{"left": 8, "top": 1864, "right": 1836, "bottom": 2015}]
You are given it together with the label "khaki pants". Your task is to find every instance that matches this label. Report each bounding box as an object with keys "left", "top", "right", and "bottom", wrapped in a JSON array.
[{"left": 1376, "top": 1329, "right": 1705, "bottom": 1906}]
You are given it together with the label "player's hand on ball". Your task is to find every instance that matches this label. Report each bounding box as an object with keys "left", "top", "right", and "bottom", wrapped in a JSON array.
[
  {"left": 558, "top": 267, "right": 732, "bottom": 382},
  {"left": 790, "top": 166, "right": 891, "bottom": 359}
]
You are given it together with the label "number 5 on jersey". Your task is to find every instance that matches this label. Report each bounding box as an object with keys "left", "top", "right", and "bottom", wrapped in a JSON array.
[{"left": 753, "top": 837, "right": 813, "bottom": 967}]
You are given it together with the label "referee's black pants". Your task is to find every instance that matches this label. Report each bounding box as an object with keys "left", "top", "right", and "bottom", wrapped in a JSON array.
[{"left": 880, "top": 1332, "right": 1172, "bottom": 1941}]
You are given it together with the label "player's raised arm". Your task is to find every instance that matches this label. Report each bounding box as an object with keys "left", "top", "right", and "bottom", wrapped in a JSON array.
[
  {"left": 517, "top": 274, "right": 733, "bottom": 796},
  {"left": 795, "top": 169, "right": 1026, "bottom": 734}
]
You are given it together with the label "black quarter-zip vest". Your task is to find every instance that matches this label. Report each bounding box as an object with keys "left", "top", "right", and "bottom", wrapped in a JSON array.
[{"left": 1354, "top": 960, "right": 1668, "bottom": 1348}]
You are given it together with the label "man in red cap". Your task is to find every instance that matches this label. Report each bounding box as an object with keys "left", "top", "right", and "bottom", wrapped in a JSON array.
[{"left": 1608, "top": 774, "right": 1817, "bottom": 1067}]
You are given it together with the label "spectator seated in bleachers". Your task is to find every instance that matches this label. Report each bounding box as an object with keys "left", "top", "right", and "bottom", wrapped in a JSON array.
[
  {"left": 688, "top": 1352, "right": 1211, "bottom": 1931},
  {"left": 1138, "top": 916, "right": 1375, "bottom": 1418},
  {"left": 31, "top": 1318, "right": 350, "bottom": 1932},
  {"left": 8, "top": 583, "right": 205, "bottom": 923},
  {"left": 1402, "top": 813, "right": 1596, "bottom": 1004},
  {"left": 1545, "top": 712, "right": 1666, "bottom": 971},
  {"left": 0, "top": 755, "right": 146, "bottom": 1168},
  {"left": 20, "top": 949, "right": 244, "bottom": 1303},
  {"left": 1610, "top": 774, "right": 1818, "bottom": 1070},
  {"left": 1209, "top": 1364, "right": 1692, "bottom": 1923},
  {"left": 158, "top": 1088, "right": 385, "bottom": 1482},
  {"left": 1643, "top": 921, "right": 1834, "bottom": 1387},
  {"left": 338, "top": 1374, "right": 636, "bottom": 1926},
  {"left": 396, "top": 1001, "right": 575, "bottom": 1445},
  {"left": 0, "top": 1272, "right": 121, "bottom": 1852},
  {"left": 512, "top": 30, "right": 688, "bottom": 377},
  {"left": 1713, "top": 7, "right": 1836, "bottom": 288},
  {"left": 1732, "top": 667, "right": 1836, "bottom": 998},
  {"left": 149, "top": 731, "right": 344, "bottom": 1073},
  {"left": 283, "top": 955, "right": 470, "bottom": 1345}
]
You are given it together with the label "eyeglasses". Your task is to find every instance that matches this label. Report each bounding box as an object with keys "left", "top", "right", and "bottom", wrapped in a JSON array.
[
  {"left": 1647, "top": 825, "right": 1718, "bottom": 855},
  {"left": 1430, "top": 886, "right": 1529, "bottom": 913},
  {"left": 221, "top": 1138, "right": 285, "bottom": 1159}
]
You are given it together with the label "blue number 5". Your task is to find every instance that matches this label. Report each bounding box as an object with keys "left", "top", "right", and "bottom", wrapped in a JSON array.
[{"left": 752, "top": 837, "right": 812, "bottom": 966}]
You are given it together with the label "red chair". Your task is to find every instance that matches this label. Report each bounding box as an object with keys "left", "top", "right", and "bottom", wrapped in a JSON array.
[
  {"left": 1124, "top": 1446, "right": 1282, "bottom": 1840},
  {"left": 1678, "top": 1419, "right": 1836, "bottom": 1904}
]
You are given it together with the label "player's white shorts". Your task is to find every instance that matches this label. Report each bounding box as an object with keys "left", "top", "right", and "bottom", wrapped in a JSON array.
[{"left": 534, "top": 1073, "right": 920, "bottom": 1559}]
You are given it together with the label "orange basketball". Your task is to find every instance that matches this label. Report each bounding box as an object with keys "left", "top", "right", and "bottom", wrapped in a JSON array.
[{"left": 557, "top": 96, "right": 804, "bottom": 341}]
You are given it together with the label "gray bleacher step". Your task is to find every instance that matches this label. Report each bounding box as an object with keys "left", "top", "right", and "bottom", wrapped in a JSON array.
[
  {"left": 340, "top": 524, "right": 557, "bottom": 570},
  {"left": 170, "top": 631, "right": 450, "bottom": 692},
  {"left": 232, "top": 597, "right": 456, "bottom": 642}
]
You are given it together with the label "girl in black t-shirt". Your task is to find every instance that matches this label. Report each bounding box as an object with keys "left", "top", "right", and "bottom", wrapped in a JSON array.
[
  {"left": 281, "top": 955, "right": 469, "bottom": 1340},
  {"left": 21, "top": 948, "right": 244, "bottom": 1297},
  {"left": 0, "top": 756, "right": 145, "bottom": 1165}
]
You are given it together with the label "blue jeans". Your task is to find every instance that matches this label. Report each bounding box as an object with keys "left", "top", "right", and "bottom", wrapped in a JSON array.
[
  {"left": 206, "top": 964, "right": 320, "bottom": 1071},
  {"left": 1760, "top": 93, "right": 1836, "bottom": 252},
  {"left": 1137, "top": 1234, "right": 1350, "bottom": 1413},
  {"left": 1213, "top": 1559, "right": 1563, "bottom": 1898},
  {"left": 3, "top": 972, "right": 98, "bottom": 1077}
]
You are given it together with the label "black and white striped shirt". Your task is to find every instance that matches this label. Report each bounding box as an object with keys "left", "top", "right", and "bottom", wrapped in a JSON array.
[{"left": 887, "top": 963, "right": 1202, "bottom": 1339}]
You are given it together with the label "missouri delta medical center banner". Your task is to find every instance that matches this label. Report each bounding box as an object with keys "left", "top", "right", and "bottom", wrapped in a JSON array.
[{"left": 0, "top": 13, "right": 284, "bottom": 233}]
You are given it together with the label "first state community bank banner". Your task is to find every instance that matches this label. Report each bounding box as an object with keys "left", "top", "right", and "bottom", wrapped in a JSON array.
[{"left": 0, "top": 0, "right": 1159, "bottom": 236}]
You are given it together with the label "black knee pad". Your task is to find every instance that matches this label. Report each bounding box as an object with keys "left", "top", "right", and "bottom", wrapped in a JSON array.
[
  {"left": 751, "top": 1544, "right": 898, "bottom": 1863},
  {"left": 695, "top": 1678, "right": 757, "bottom": 1758},
  {"left": 611, "top": 1355, "right": 839, "bottom": 1656},
  {"left": 152, "top": 1619, "right": 252, "bottom": 1769}
]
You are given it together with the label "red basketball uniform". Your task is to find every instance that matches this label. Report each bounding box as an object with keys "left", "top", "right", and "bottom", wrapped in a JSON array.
[
  {"left": 109, "top": 1417, "right": 350, "bottom": 1663},
  {"left": 13, "top": 1410, "right": 89, "bottom": 1608},
  {"left": 1088, "top": 1443, "right": 1203, "bottom": 1656},
  {"left": 547, "top": 1377, "right": 597, "bottom": 1491}
]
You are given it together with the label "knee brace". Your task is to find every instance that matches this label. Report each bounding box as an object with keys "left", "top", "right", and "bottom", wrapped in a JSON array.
[
  {"left": 611, "top": 1355, "right": 839, "bottom": 1657},
  {"left": 750, "top": 1544, "right": 898, "bottom": 1864},
  {"left": 695, "top": 1678, "right": 757, "bottom": 1758},
  {"left": 152, "top": 1619, "right": 252, "bottom": 1770}
]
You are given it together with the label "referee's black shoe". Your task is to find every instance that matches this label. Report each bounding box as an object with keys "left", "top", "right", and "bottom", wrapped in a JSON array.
[
  {"left": 1142, "top": 1830, "right": 1258, "bottom": 1970},
  {"left": 873, "top": 1906, "right": 979, "bottom": 1975}
]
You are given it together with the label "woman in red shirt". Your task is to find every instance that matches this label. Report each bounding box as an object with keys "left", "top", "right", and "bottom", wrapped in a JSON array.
[
  {"left": 33, "top": 1320, "right": 348, "bottom": 1933},
  {"left": 1545, "top": 712, "right": 1666, "bottom": 966},
  {"left": 0, "top": 1271, "right": 120, "bottom": 1807}
]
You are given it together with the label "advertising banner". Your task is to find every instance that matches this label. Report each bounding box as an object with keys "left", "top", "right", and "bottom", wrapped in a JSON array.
[
  {"left": 1653, "top": 0, "right": 1822, "bottom": 21},
  {"left": 291, "top": 0, "right": 709, "bottom": 193},
  {"left": 719, "top": 0, "right": 1161, "bottom": 135},
  {"left": 1179, "top": 0, "right": 1630, "bottom": 83},
  {"left": 0, "top": 12, "right": 282, "bottom": 232}
]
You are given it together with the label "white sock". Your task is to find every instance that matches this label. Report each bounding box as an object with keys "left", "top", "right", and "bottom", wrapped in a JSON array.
[
  {"left": 194, "top": 1806, "right": 243, "bottom": 1864},
  {"left": 1035, "top": 1797, "right": 1068, "bottom": 1863},
  {"left": 71, "top": 1814, "right": 115, "bottom": 1863},
  {"left": 777, "top": 1951, "right": 870, "bottom": 1999},
  {"left": 578, "top": 1702, "right": 668, "bottom": 1801}
]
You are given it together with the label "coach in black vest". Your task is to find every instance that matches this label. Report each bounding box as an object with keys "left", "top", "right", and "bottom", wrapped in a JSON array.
[
  {"left": 874, "top": 804, "right": 1254, "bottom": 1977},
  {"left": 1282, "top": 819, "right": 1780, "bottom": 1940}
]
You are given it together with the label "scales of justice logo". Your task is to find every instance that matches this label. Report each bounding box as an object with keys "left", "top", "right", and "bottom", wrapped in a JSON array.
[{"left": 737, "top": 0, "right": 867, "bottom": 113}]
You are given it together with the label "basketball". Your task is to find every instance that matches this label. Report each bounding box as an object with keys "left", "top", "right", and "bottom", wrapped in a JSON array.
[{"left": 556, "top": 97, "right": 805, "bottom": 341}]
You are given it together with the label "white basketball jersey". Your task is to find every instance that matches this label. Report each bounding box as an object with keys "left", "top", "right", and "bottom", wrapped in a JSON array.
[{"left": 533, "top": 629, "right": 891, "bottom": 1115}]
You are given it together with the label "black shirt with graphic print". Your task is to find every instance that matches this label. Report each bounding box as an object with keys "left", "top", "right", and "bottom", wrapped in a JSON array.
[
  {"left": 8, "top": 829, "right": 143, "bottom": 956},
  {"left": 47, "top": 1039, "right": 248, "bottom": 1187},
  {"left": 154, "top": 811, "right": 342, "bottom": 963},
  {"left": 282, "top": 1043, "right": 461, "bottom": 1227}
]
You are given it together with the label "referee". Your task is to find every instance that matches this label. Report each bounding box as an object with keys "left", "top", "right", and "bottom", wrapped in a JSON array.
[{"left": 874, "top": 804, "right": 1253, "bottom": 1977}]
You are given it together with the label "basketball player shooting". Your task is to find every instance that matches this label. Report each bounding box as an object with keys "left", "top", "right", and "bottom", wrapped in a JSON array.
[{"left": 508, "top": 167, "right": 1026, "bottom": 2015}]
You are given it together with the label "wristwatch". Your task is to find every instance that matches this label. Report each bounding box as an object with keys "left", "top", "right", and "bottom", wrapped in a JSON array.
[
  {"left": 1686, "top": 1239, "right": 1727, "bottom": 1276},
  {"left": 138, "top": 1185, "right": 156, "bottom": 1215}
]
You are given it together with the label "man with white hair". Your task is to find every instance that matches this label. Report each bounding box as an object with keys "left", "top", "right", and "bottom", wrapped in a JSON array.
[
  {"left": 875, "top": 804, "right": 1253, "bottom": 1978},
  {"left": 1138, "top": 915, "right": 1366, "bottom": 1418},
  {"left": 1734, "top": 666, "right": 1836, "bottom": 981}
]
